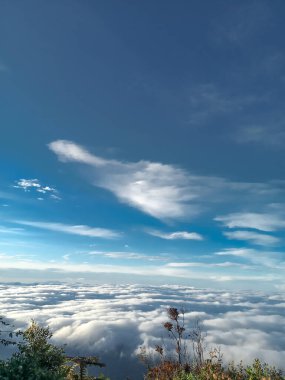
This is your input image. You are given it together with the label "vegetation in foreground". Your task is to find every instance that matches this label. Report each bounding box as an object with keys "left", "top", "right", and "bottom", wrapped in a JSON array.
[
  {"left": 0, "top": 317, "right": 108, "bottom": 380},
  {"left": 141, "top": 308, "right": 284, "bottom": 380},
  {"left": 1, "top": 310, "right": 284, "bottom": 380}
]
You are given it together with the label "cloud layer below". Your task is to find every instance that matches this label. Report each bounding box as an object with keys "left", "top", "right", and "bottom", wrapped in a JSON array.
[{"left": 1, "top": 283, "right": 284, "bottom": 379}]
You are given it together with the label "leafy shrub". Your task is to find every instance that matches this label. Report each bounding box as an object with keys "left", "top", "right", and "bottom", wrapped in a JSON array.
[
  {"left": 0, "top": 319, "right": 68, "bottom": 379},
  {"left": 0, "top": 319, "right": 108, "bottom": 380}
]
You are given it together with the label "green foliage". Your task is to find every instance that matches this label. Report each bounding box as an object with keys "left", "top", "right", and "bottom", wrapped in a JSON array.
[
  {"left": 2, "top": 311, "right": 285, "bottom": 380},
  {"left": 172, "top": 359, "right": 285, "bottom": 380},
  {"left": 173, "top": 373, "right": 197, "bottom": 380},
  {"left": 68, "top": 374, "right": 110, "bottom": 380},
  {"left": 0, "top": 320, "right": 68, "bottom": 380},
  {"left": 229, "top": 358, "right": 284, "bottom": 380},
  {"left": 0, "top": 354, "right": 66, "bottom": 380},
  {"left": 19, "top": 320, "right": 67, "bottom": 373},
  {"left": 146, "top": 351, "right": 285, "bottom": 380},
  {"left": 0, "top": 318, "right": 108, "bottom": 380},
  {"left": 66, "top": 356, "right": 106, "bottom": 380},
  {"left": 95, "top": 374, "right": 110, "bottom": 380}
]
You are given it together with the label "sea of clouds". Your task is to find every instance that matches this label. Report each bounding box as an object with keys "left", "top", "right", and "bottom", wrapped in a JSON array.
[{"left": 0, "top": 283, "right": 285, "bottom": 379}]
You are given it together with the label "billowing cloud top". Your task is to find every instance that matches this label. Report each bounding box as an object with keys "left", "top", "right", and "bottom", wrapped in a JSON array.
[{"left": 1, "top": 283, "right": 284, "bottom": 380}]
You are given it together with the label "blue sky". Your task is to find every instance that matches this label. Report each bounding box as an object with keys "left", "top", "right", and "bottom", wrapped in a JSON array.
[{"left": 1, "top": 0, "right": 285, "bottom": 290}]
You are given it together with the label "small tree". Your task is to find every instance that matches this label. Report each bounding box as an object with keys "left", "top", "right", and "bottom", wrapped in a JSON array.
[
  {"left": 18, "top": 320, "right": 67, "bottom": 372},
  {"left": 0, "top": 320, "right": 68, "bottom": 379},
  {"left": 1, "top": 319, "right": 109, "bottom": 380}
]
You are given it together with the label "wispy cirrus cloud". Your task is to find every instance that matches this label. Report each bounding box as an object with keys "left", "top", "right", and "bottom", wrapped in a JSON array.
[
  {"left": 211, "top": 1, "right": 270, "bottom": 45},
  {"left": 0, "top": 226, "right": 25, "bottom": 235},
  {"left": 188, "top": 84, "right": 260, "bottom": 125},
  {"left": 215, "top": 212, "right": 285, "bottom": 232},
  {"left": 223, "top": 230, "right": 280, "bottom": 246},
  {"left": 146, "top": 229, "right": 203, "bottom": 240},
  {"left": 1, "top": 251, "right": 279, "bottom": 285},
  {"left": 166, "top": 261, "right": 247, "bottom": 268},
  {"left": 215, "top": 248, "right": 255, "bottom": 257},
  {"left": 48, "top": 140, "right": 284, "bottom": 221},
  {"left": 13, "top": 179, "right": 61, "bottom": 200},
  {"left": 235, "top": 124, "right": 285, "bottom": 147},
  {"left": 88, "top": 250, "right": 168, "bottom": 262},
  {"left": 14, "top": 220, "right": 120, "bottom": 239},
  {"left": 215, "top": 248, "right": 285, "bottom": 269}
]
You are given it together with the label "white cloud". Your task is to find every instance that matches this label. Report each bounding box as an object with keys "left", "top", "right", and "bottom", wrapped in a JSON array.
[
  {"left": 88, "top": 250, "right": 168, "bottom": 262},
  {"left": 14, "top": 220, "right": 120, "bottom": 239},
  {"left": 215, "top": 248, "right": 256, "bottom": 256},
  {"left": 48, "top": 140, "right": 203, "bottom": 219},
  {"left": 48, "top": 140, "right": 109, "bottom": 166},
  {"left": 14, "top": 179, "right": 41, "bottom": 190},
  {"left": 0, "top": 226, "right": 25, "bottom": 235},
  {"left": 50, "top": 194, "right": 61, "bottom": 200},
  {"left": 13, "top": 178, "right": 60, "bottom": 200},
  {"left": 224, "top": 230, "right": 280, "bottom": 246},
  {"left": 48, "top": 140, "right": 282, "bottom": 220},
  {"left": 1, "top": 254, "right": 280, "bottom": 286},
  {"left": 215, "top": 248, "right": 285, "bottom": 270},
  {"left": 146, "top": 230, "right": 203, "bottom": 240},
  {"left": 215, "top": 212, "right": 285, "bottom": 231},
  {"left": 166, "top": 262, "right": 202, "bottom": 267},
  {"left": 0, "top": 283, "right": 284, "bottom": 379},
  {"left": 166, "top": 261, "right": 247, "bottom": 268}
]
